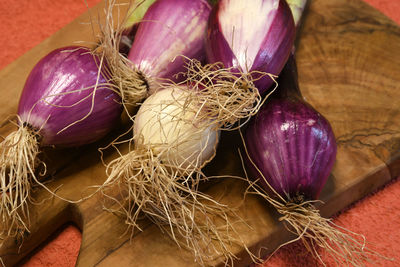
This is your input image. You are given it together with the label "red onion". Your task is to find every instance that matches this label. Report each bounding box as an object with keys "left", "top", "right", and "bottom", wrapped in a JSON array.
[
  {"left": 180, "top": 0, "right": 295, "bottom": 130},
  {"left": 245, "top": 60, "right": 336, "bottom": 201},
  {"left": 1, "top": 46, "right": 121, "bottom": 239},
  {"left": 99, "top": 0, "right": 211, "bottom": 107},
  {"left": 18, "top": 47, "right": 121, "bottom": 146},
  {"left": 128, "top": 0, "right": 211, "bottom": 94},
  {"left": 244, "top": 56, "right": 381, "bottom": 265},
  {"left": 246, "top": 97, "right": 336, "bottom": 201},
  {"left": 205, "top": 0, "right": 295, "bottom": 95}
]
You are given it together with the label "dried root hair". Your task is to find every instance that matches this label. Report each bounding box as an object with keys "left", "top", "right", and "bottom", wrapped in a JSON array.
[
  {"left": 239, "top": 131, "right": 393, "bottom": 266},
  {"left": 177, "top": 57, "right": 277, "bottom": 130},
  {"left": 0, "top": 116, "right": 42, "bottom": 240},
  {"left": 98, "top": 128, "right": 251, "bottom": 266},
  {"left": 93, "top": 0, "right": 150, "bottom": 119},
  {"left": 251, "top": 189, "right": 392, "bottom": 266}
]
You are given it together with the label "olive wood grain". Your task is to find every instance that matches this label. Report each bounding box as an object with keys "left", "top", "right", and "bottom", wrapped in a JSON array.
[{"left": 0, "top": 0, "right": 399, "bottom": 266}]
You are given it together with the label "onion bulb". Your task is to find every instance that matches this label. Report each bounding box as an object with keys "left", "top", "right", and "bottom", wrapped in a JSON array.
[
  {"left": 244, "top": 55, "right": 385, "bottom": 266},
  {"left": 0, "top": 46, "right": 121, "bottom": 240},
  {"left": 183, "top": 0, "right": 295, "bottom": 130},
  {"left": 97, "top": 0, "right": 211, "bottom": 114},
  {"left": 206, "top": 0, "right": 295, "bottom": 94},
  {"left": 134, "top": 87, "right": 218, "bottom": 172},
  {"left": 100, "top": 86, "right": 247, "bottom": 265}
]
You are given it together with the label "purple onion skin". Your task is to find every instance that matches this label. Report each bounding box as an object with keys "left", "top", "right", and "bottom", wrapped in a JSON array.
[
  {"left": 245, "top": 99, "right": 337, "bottom": 201},
  {"left": 127, "top": 0, "right": 211, "bottom": 82},
  {"left": 205, "top": 0, "right": 295, "bottom": 95},
  {"left": 245, "top": 57, "right": 337, "bottom": 201},
  {"left": 17, "top": 46, "right": 121, "bottom": 147}
]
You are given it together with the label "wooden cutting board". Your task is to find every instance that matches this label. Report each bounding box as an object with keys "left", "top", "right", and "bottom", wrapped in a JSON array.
[{"left": 1, "top": 0, "right": 400, "bottom": 266}]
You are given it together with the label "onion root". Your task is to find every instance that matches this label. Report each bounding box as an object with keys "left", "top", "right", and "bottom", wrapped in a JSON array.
[
  {"left": 180, "top": 57, "right": 277, "bottom": 130},
  {"left": 99, "top": 138, "right": 244, "bottom": 266},
  {"left": 0, "top": 118, "right": 41, "bottom": 240},
  {"left": 94, "top": 0, "right": 149, "bottom": 119}
]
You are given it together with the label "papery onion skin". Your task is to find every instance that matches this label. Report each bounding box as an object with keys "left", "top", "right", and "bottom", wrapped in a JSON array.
[
  {"left": 17, "top": 46, "right": 121, "bottom": 147},
  {"left": 205, "top": 0, "right": 295, "bottom": 95},
  {"left": 128, "top": 0, "right": 211, "bottom": 89}
]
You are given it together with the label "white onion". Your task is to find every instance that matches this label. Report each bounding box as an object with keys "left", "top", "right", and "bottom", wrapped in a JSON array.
[{"left": 134, "top": 86, "right": 219, "bottom": 172}]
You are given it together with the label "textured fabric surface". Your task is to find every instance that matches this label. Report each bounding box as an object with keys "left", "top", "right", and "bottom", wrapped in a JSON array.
[
  {"left": 21, "top": 226, "right": 81, "bottom": 267},
  {"left": 0, "top": 0, "right": 398, "bottom": 266}
]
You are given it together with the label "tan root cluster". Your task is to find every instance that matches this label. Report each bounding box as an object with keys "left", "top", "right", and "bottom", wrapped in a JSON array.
[
  {"left": 99, "top": 138, "right": 244, "bottom": 265},
  {"left": 93, "top": 0, "right": 150, "bottom": 119},
  {"left": 0, "top": 119, "right": 41, "bottom": 241},
  {"left": 272, "top": 199, "right": 378, "bottom": 266},
  {"left": 179, "top": 58, "right": 277, "bottom": 130},
  {"left": 97, "top": 85, "right": 258, "bottom": 265},
  {"left": 242, "top": 136, "right": 392, "bottom": 267}
]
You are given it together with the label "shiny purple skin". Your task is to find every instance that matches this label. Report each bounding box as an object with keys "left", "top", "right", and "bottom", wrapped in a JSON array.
[
  {"left": 205, "top": 0, "right": 295, "bottom": 95},
  {"left": 128, "top": 0, "right": 211, "bottom": 86},
  {"left": 17, "top": 46, "right": 121, "bottom": 147},
  {"left": 245, "top": 98, "right": 337, "bottom": 201}
]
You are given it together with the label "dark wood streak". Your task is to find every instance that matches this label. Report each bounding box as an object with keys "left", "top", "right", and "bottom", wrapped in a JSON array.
[
  {"left": 93, "top": 238, "right": 130, "bottom": 267},
  {"left": 301, "top": 0, "right": 400, "bottom": 37}
]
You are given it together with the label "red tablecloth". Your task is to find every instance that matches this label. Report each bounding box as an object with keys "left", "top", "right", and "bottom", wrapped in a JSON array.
[{"left": 0, "top": 1, "right": 398, "bottom": 266}]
